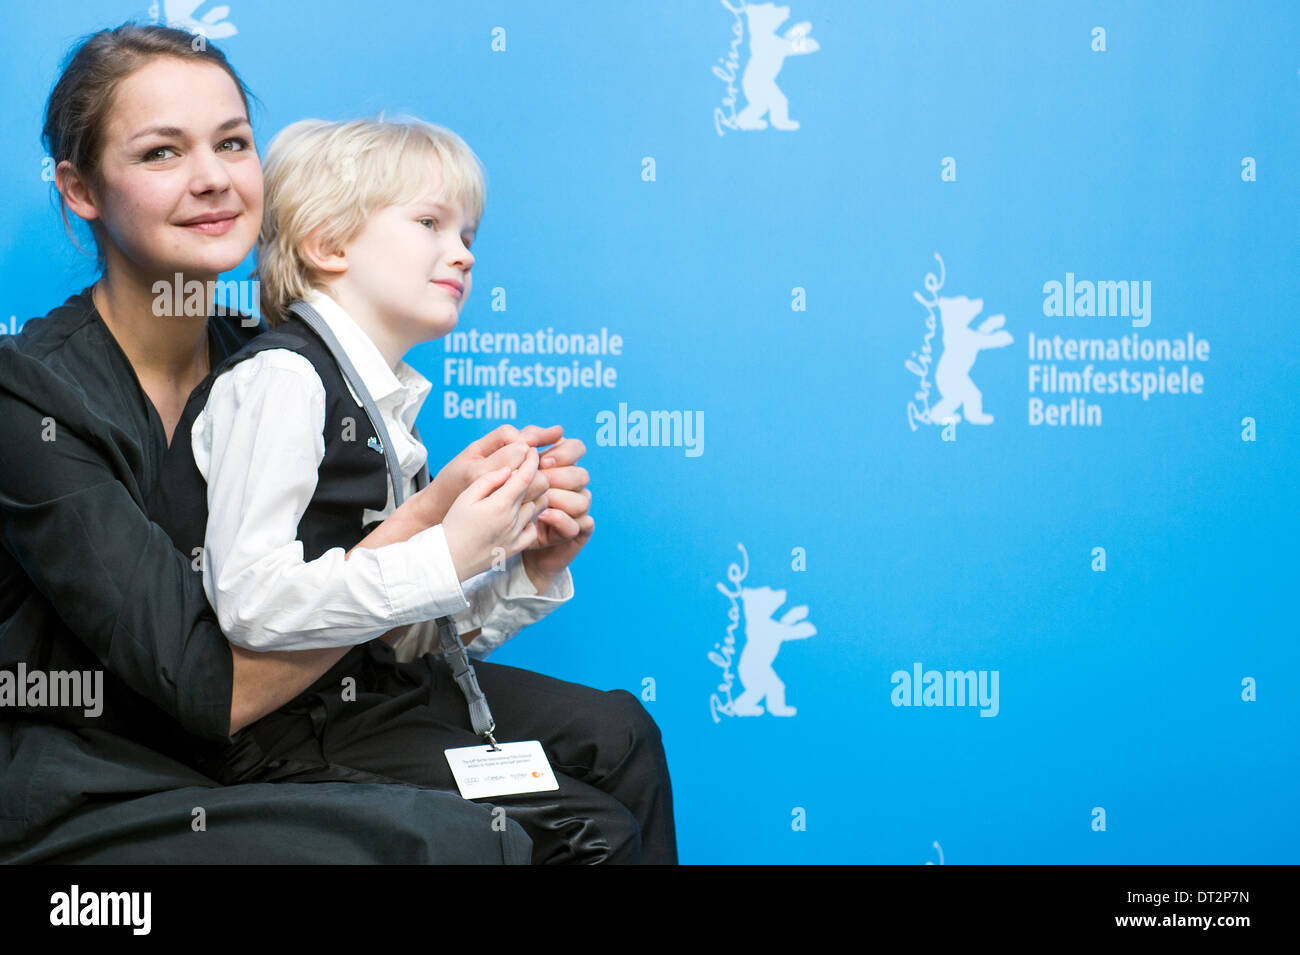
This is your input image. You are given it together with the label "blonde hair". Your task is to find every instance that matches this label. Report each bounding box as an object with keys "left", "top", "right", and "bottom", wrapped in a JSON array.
[{"left": 255, "top": 114, "right": 486, "bottom": 327}]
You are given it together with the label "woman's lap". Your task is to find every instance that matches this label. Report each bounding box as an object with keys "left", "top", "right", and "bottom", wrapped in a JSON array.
[
  {"left": 205, "top": 642, "right": 674, "bottom": 863},
  {"left": 10, "top": 780, "right": 532, "bottom": 864}
]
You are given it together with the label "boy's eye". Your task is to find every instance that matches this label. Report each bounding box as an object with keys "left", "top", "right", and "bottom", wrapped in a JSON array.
[{"left": 419, "top": 217, "right": 438, "bottom": 229}]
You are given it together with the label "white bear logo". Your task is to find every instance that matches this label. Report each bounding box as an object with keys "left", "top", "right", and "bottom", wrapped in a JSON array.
[
  {"left": 153, "top": 0, "right": 239, "bottom": 38},
  {"left": 730, "top": 585, "right": 816, "bottom": 716},
  {"left": 734, "top": 3, "right": 820, "bottom": 131},
  {"left": 927, "top": 295, "right": 1013, "bottom": 425}
]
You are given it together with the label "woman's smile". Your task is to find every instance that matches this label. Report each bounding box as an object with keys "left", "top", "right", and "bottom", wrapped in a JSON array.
[{"left": 178, "top": 212, "right": 240, "bottom": 235}]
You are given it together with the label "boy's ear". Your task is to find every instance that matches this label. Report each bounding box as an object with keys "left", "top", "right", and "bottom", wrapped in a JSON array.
[{"left": 300, "top": 230, "right": 349, "bottom": 275}]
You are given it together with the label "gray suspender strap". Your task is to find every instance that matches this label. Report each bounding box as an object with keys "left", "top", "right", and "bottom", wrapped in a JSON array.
[
  {"left": 288, "top": 301, "right": 499, "bottom": 746},
  {"left": 410, "top": 427, "right": 431, "bottom": 492},
  {"left": 289, "top": 302, "right": 409, "bottom": 515}
]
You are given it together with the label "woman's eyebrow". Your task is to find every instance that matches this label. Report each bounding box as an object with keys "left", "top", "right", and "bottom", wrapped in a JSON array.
[{"left": 127, "top": 116, "right": 250, "bottom": 143}]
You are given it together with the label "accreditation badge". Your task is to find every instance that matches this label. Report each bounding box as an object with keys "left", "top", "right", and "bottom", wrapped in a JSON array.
[{"left": 444, "top": 739, "right": 560, "bottom": 799}]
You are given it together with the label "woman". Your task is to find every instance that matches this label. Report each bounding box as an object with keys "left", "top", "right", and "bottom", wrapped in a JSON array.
[
  {"left": 0, "top": 21, "right": 533, "bottom": 864},
  {"left": 0, "top": 22, "right": 675, "bottom": 863}
]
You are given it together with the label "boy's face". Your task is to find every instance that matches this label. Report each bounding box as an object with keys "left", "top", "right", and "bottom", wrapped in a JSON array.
[{"left": 335, "top": 170, "right": 476, "bottom": 351}]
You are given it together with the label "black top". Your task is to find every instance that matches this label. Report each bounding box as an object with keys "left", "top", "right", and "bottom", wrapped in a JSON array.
[
  {"left": 0, "top": 288, "right": 533, "bottom": 864},
  {"left": 148, "top": 312, "right": 389, "bottom": 567},
  {"left": 0, "top": 286, "right": 259, "bottom": 848}
]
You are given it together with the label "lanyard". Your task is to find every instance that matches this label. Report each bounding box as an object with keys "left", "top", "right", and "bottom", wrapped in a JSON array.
[{"left": 288, "top": 300, "right": 499, "bottom": 747}]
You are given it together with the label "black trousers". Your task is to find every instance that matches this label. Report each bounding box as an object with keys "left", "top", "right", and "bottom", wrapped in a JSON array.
[{"left": 202, "top": 641, "right": 678, "bottom": 865}]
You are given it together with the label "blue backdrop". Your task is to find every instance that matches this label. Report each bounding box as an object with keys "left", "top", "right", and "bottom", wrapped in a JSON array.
[{"left": 1, "top": 0, "right": 1296, "bottom": 864}]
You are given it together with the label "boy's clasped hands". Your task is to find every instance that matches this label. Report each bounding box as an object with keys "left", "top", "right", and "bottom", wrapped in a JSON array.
[{"left": 413, "top": 423, "right": 592, "bottom": 594}]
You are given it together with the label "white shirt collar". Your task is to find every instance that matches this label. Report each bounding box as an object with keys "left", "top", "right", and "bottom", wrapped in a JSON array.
[{"left": 301, "top": 289, "right": 432, "bottom": 428}]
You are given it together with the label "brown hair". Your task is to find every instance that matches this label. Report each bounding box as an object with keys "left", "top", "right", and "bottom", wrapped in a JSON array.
[{"left": 42, "top": 21, "right": 259, "bottom": 269}]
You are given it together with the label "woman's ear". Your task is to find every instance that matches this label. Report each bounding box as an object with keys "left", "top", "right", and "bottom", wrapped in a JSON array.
[
  {"left": 55, "top": 160, "right": 101, "bottom": 223},
  {"left": 300, "top": 230, "right": 349, "bottom": 275}
]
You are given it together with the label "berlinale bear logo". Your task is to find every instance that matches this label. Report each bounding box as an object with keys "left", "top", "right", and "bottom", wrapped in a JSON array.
[
  {"left": 151, "top": 0, "right": 238, "bottom": 39},
  {"left": 730, "top": 586, "right": 816, "bottom": 715},
  {"left": 928, "top": 295, "right": 1014, "bottom": 425},
  {"left": 711, "top": 544, "right": 817, "bottom": 721},
  {"left": 715, "top": 2, "right": 821, "bottom": 135},
  {"left": 906, "top": 254, "right": 1013, "bottom": 432}
]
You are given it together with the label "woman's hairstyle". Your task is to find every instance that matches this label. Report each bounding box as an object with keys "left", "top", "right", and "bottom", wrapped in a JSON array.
[
  {"left": 255, "top": 114, "right": 487, "bottom": 327},
  {"left": 41, "top": 21, "right": 256, "bottom": 269}
]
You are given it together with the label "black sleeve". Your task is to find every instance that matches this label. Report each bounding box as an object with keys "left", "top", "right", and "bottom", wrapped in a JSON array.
[{"left": 0, "top": 344, "right": 233, "bottom": 743}]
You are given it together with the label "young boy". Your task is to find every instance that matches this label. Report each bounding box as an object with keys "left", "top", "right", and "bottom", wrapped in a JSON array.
[{"left": 148, "top": 116, "right": 677, "bottom": 863}]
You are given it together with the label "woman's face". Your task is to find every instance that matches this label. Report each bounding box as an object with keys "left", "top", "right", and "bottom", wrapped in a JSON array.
[{"left": 77, "top": 56, "right": 262, "bottom": 281}]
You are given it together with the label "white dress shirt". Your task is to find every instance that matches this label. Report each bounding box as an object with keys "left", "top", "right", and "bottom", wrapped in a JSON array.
[{"left": 190, "top": 288, "right": 573, "bottom": 659}]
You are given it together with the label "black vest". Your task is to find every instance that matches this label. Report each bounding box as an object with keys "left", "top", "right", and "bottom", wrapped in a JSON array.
[{"left": 148, "top": 314, "right": 391, "bottom": 564}]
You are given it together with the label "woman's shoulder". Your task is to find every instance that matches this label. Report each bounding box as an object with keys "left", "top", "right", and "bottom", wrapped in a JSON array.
[
  {"left": 2, "top": 286, "right": 100, "bottom": 361},
  {"left": 0, "top": 286, "right": 118, "bottom": 414},
  {"left": 0, "top": 288, "right": 142, "bottom": 448}
]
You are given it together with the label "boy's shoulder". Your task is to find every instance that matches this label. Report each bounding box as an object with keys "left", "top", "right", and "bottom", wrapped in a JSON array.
[
  {"left": 203, "top": 312, "right": 359, "bottom": 413},
  {"left": 208, "top": 307, "right": 266, "bottom": 361},
  {"left": 212, "top": 313, "right": 326, "bottom": 378}
]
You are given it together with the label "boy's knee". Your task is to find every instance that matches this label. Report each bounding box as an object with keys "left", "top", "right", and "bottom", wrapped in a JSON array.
[
  {"left": 605, "top": 689, "right": 663, "bottom": 747},
  {"left": 603, "top": 801, "right": 643, "bottom": 864},
  {"left": 516, "top": 791, "right": 642, "bottom": 865},
  {"left": 580, "top": 796, "right": 642, "bottom": 865}
]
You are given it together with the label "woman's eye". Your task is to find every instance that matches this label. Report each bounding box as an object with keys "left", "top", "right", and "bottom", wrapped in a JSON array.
[
  {"left": 142, "top": 146, "right": 176, "bottom": 162},
  {"left": 217, "top": 137, "right": 251, "bottom": 152}
]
